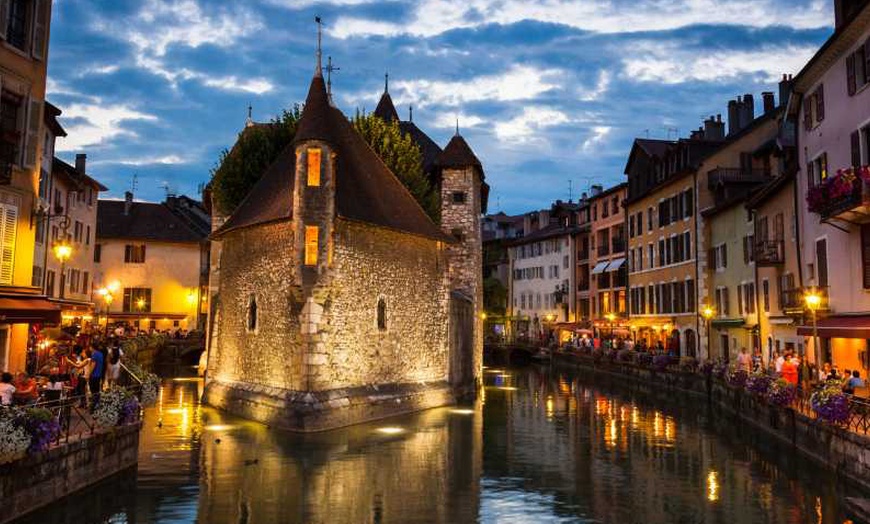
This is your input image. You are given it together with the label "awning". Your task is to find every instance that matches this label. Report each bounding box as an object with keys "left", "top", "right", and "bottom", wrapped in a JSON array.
[
  {"left": 769, "top": 317, "right": 795, "bottom": 325},
  {"left": 108, "top": 312, "right": 189, "bottom": 320},
  {"left": 797, "top": 315, "right": 870, "bottom": 338},
  {"left": 607, "top": 258, "right": 625, "bottom": 272},
  {"left": 0, "top": 296, "right": 62, "bottom": 324},
  {"left": 591, "top": 261, "right": 610, "bottom": 274},
  {"left": 711, "top": 318, "right": 745, "bottom": 328}
]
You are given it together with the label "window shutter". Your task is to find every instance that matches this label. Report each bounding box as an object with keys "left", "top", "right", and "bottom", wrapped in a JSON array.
[
  {"left": 23, "top": 98, "right": 41, "bottom": 168},
  {"left": 722, "top": 244, "right": 727, "bottom": 267},
  {"left": 737, "top": 285, "right": 744, "bottom": 315},
  {"left": 806, "top": 162, "right": 814, "bottom": 188},
  {"left": 816, "top": 239, "right": 828, "bottom": 288},
  {"left": 816, "top": 85, "right": 825, "bottom": 122},
  {"left": 862, "top": 225, "right": 870, "bottom": 289},
  {"left": 847, "top": 53, "right": 857, "bottom": 96},
  {"left": 723, "top": 288, "right": 730, "bottom": 316},
  {"left": 852, "top": 130, "right": 862, "bottom": 168},
  {"left": 31, "top": 0, "right": 48, "bottom": 60},
  {"left": 685, "top": 189, "right": 693, "bottom": 218},
  {"left": 803, "top": 98, "right": 812, "bottom": 130},
  {"left": 0, "top": 203, "right": 16, "bottom": 284},
  {"left": 865, "top": 39, "right": 870, "bottom": 84},
  {"left": 0, "top": 0, "right": 8, "bottom": 41}
]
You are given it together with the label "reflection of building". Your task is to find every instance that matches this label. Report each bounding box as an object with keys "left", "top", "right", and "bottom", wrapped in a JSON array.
[
  {"left": 507, "top": 201, "right": 578, "bottom": 341},
  {"left": 95, "top": 192, "right": 210, "bottom": 332},
  {"left": 204, "top": 40, "right": 485, "bottom": 431},
  {"left": 793, "top": 1, "right": 870, "bottom": 373},
  {"left": 0, "top": 1, "right": 61, "bottom": 372},
  {"left": 698, "top": 88, "right": 789, "bottom": 362}
]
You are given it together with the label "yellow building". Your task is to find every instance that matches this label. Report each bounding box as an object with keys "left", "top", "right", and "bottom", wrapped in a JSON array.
[
  {"left": 0, "top": 1, "right": 60, "bottom": 372},
  {"left": 624, "top": 133, "right": 722, "bottom": 356},
  {"left": 95, "top": 193, "right": 210, "bottom": 332}
]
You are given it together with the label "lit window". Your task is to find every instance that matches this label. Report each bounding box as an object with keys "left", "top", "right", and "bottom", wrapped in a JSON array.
[
  {"left": 307, "top": 148, "right": 321, "bottom": 187},
  {"left": 305, "top": 226, "right": 319, "bottom": 265}
]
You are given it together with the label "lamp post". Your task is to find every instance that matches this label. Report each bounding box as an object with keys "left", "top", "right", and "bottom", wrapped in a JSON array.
[
  {"left": 52, "top": 237, "right": 72, "bottom": 299},
  {"left": 606, "top": 312, "right": 616, "bottom": 344},
  {"left": 805, "top": 288, "right": 822, "bottom": 368},
  {"left": 701, "top": 305, "right": 715, "bottom": 361},
  {"left": 98, "top": 281, "right": 120, "bottom": 333}
]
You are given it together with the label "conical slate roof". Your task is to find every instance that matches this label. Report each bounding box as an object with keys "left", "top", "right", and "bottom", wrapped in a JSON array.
[
  {"left": 215, "top": 75, "right": 451, "bottom": 243},
  {"left": 436, "top": 134, "right": 483, "bottom": 172},
  {"left": 374, "top": 91, "right": 399, "bottom": 122}
]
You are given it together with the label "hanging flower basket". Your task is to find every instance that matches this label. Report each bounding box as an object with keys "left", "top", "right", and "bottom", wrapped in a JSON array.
[
  {"left": 810, "top": 385, "right": 850, "bottom": 425},
  {"left": 726, "top": 368, "right": 748, "bottom": 388},
  {"left": 745, "top": 371, "right": 773, "bottom": 396},
  {"left": 767, "top": 379, "right": 797, "bottom": 408}
]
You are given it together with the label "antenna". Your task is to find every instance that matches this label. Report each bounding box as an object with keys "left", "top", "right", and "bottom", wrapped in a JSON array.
[{"left": 384, "top": 72, "right": 389, "bottom": 93}]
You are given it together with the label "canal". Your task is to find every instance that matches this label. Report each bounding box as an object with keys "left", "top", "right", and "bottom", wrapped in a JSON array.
[{"left": 15, "top": 364, "right": 860, "bottom": 523}]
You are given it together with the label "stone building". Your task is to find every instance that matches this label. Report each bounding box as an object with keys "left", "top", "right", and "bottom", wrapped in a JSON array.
[{"left": 203, "top": 55, "right": 486, "bottom": 431}]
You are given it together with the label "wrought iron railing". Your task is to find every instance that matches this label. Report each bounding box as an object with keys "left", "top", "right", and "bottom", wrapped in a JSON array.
[
  {"left": 707, "top": 167, "right": 769, "bottom": 188},
  {"left": 754, "top": 240, "right": 784, "bottom": 265}
]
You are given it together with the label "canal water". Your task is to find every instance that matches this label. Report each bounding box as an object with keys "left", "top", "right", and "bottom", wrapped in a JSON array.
[{"left": 16, "top": 364, "right": 860, "bottom": 523}]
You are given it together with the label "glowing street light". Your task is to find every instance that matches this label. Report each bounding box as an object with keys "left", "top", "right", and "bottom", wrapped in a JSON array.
[
  {"left": 606, "top": 312, "right": 617, "bottom": 342},
  {"left": 805, "top": 288, "right": 823, "bottom": 368},
  {"left": 700, "top": 305, "right": 715, "bottom": 360},
  {"left": 98, "top": 283, "right": 120, "bottom": 331},
  {"left": 52, "top": 238, "right": 73, "bottom": 299}
]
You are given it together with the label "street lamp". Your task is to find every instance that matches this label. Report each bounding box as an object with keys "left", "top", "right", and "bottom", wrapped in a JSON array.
[
  {"left": 98, "top": 283, "right": 119, "bottom": 332},
  {"left": 606, "top": 312, "right": 616, "bottom": 342},
  {"left": 52, "top": 237, "right": 72, "bottom": 299},
  {"left": 701, "top": 305, "right": 715, "bottom": 361},
  {"left": 805, "top": 288, "right": 822, "bottom": 368}
]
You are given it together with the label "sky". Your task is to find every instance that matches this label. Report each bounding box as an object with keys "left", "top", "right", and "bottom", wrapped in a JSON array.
[{"left": 48, "top": 0, "right": 834, "bottom": 214}]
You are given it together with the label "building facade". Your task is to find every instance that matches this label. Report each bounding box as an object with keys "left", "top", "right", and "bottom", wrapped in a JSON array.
[
  {"left": 95, "top": 193, "right": 209, "bottom": 333},
  {"left": 793, "top": 1, "right": 870, "bottom": 373},
  {"left": 0, "top": 0, "right": 60, "bottom": 373},
  {"left": 587, "top": 184, "right": 627, "bottom": 337}
]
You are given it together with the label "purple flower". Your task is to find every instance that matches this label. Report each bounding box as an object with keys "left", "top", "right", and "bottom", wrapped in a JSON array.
[
  {"left": 726, "top": 369, "right": 748, "bottom": 388},
  {"left": 745, "top": 372, "right": 773, "bottom": 396},
  {"left": 810, "top": 386, "right": 851, "bottom": 424},
  {"left": 767, "top": 379, "right": 797, "bottom": 407}
]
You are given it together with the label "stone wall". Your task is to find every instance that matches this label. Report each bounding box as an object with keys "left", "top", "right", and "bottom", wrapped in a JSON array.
[
  {"left": 440, "top": 166, "right": 484, "bottom": 386},
  {"left": 0, "top": 423, "right": 141, "bottom": 524},
  {"left": 319, "top": 219, "right": 450, "bottom": 389},
  {"left": 206, "top": 220, "right": 303, "bottom": 391}
]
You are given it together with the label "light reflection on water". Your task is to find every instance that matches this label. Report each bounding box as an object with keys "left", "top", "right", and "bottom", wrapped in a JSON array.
[{"left": 15, "top": 366, "right": 859, "bottom": 524}]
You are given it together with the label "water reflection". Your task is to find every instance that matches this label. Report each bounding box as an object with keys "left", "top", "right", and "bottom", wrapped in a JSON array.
[{"left": 16, "top": 366, "right": 860, "bottom": 524}]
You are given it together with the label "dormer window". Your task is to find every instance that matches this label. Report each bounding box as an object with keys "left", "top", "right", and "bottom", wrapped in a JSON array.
[{"left": 307, "top": 148, "right": 321, "bottom": 187}]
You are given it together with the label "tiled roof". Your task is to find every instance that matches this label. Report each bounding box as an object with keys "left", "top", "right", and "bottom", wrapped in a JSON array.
[
  {"left": 215, "top": 74, "right": 452, "bottom": 243},
  {"left": 374, "top": 91, "right": 400, "bottom": 122},
  {"left": 97, "top": 200, "right": 207, "bottom": 243},
  {"left": 52, "top": 157, "right": 107, "bottom": 191},
  {"left": 436, "top": 134, "right": 483, "bottom": 172},
  {"left": 398, "top": 121, "right": 442, "bottom": 175}
]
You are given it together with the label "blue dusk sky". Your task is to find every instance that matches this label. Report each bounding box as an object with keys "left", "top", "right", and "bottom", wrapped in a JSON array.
[{"left": 48, "top": 0, "right": 833, "bottom": 214}]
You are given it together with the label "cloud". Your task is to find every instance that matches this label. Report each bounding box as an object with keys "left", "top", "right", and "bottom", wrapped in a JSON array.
[
  {"left": 202, "top": 76, "right": 275, "bottom": 94},
  {"left": 325, "top": 0, "right": 830, "bottom": 39},
  {"left": 579, "top": 70, "right": 611, "bottom": 102},
  {"left": 373, "top": 65, "right": 563, "bottom": 108},
  {"left": 581, "top": 126, "right": 612, "bottom": 152},
  {"left": 622, "top": 43, "right": 819, "bottom": 84},
  {"left": 433, "top": 112, "right": 485, "bottom": 130},
  {"left": 55, "top": 103, "right": 158, "bottom": 152},
  {"left": 93, "top": 0, "right": 267, "bottom": 92},
  {"left": 94, "top": 155, "right": 188, "bottom": 166},
  {"left": 494, "top": 106, "right": 570, "bottom": 143}
]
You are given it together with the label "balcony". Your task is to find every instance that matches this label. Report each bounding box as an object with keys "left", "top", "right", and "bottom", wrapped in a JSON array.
[
  {"left": 707, "top": 167, "right": 769, "bottom": 189},
  {"left": 754, "top": 240, "right": 784, "bottom": 266},
  {"left": 611, "top": 238, "right": 625, "bottom": 254},
  {"left": 807, "top": 167, "right": 870, "bottom": 224},
  {"left": 781, "top": 287, "right": 830, "bottom": 316}
]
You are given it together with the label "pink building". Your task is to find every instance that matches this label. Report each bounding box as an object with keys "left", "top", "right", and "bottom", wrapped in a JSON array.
[{"left": 794, "top": 0, "right": 870, "bottom": 373}]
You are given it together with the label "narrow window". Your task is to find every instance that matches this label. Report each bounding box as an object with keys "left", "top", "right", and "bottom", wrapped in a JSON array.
[
  {"left": 247, "top": 296, "right": 257, "bottom": 332},
  {"left": 451, "top": 191, "right": 467, "bottom": 204},
  {"left": 307, "top": 148, "right": 321, "bottom": 186},
  {"left": 304, "top": 226, "right": 319, "bottom": 265},
  {"left": 378, "top": 298, "right": 387, "bottom": 331}
]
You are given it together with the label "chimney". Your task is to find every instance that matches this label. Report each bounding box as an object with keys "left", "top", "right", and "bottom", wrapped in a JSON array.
[
  {"left": 704, "top": 115, "right": 725, "bottom": 141},
  {"left": 727, "top": 99, "right": 739, "bottom": 136},
  {"left": 124, "top": 191, "right": 133, "bottom": 216},
  {"left": 779, "top": 74, "right": 793, "bottom": 109},
  {"left": 590, "top": 184, "right": 603, "bottom": 196},
  {"left": 741, "top": 94, "right": 755, "bottom": 128},
  {"left": 75, "top": 153, "right": 86, "bottom": 174},
  {"left": 762, "top": 91, "right": 775, "bottom": 113},
  {"left": 581, "top": 192, "right": 588, "bottom": 201}
]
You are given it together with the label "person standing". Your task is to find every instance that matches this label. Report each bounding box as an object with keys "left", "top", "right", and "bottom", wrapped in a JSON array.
[
  {"left": 0, "top": 372, "right": 16, "bottom": 406},
  {"left": 737, "top": 348, "right": 752, "bottom": 372},
  {"left": 774, "top": 351, "right": 785, "bottom": 376},
  {"left": 87, "top": 347, "right": 104, "bottom": 407},
  {"left": 106, "top": 343, "right": 124, "bottom": 389},
  {"left": 781, "top": 353, "right": 799, "bottom": 386}
]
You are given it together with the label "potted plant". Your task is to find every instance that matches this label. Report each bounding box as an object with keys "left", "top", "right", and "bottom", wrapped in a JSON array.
[
  {"left": 810, "top": 385, "right": 851, "bottom": 425},
  {"left": 766, "top": 379, "right": 797, "bottom": 408}
]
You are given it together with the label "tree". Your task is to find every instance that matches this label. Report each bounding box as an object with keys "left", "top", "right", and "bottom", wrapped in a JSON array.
[
  {"left": 353, "top": 112, "right": 439, "bottom": 222},
  {"left": 210, "top": 106, "right": 301, "bottom": 216}
]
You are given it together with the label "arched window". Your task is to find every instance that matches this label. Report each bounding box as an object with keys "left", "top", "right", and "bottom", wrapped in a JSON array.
[
  {"left": 247, "top": 296, "right": 258, "bottom": 332},
  {"left": 377, "top": 298, "right": 387, "bottom": 331}
]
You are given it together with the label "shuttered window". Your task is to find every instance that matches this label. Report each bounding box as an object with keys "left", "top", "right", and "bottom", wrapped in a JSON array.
[
  {"left": 862, "top": 225, "right": 870, "bottom": 289},
  {"left": 815, "top": 84, "right": 825, "bottom": 122},
  {"left": 31, "top": 0, "right": 48, "bottom": 60},
  {"left": 848, "top": 53, "right": 857, "bottom": 96},
  {"left": 0, "top": 202, "right": 16, "bottom": 284},
  {"left": 816, "top": 238, "right": 828, "bottom": 288},
  {"left": 852, "top": 130, "right": 862, "bottom": 168}
]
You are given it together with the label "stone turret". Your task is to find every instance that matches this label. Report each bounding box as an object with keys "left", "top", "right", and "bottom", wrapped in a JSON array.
[{"left": 436, "top": 132, "right": 486, "bottom": 392}]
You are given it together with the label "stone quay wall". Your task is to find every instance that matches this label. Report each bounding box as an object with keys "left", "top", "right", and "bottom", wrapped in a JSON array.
[
  {"left": 553, "top": 353, "right": 870, "bottom": 493},
  {"left": 0, "top": 423, "right": 141, "bottom": 524}
]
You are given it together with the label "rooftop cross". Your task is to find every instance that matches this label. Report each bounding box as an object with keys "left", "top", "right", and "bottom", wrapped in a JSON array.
[
  {"left": 323, "top": 55, "right": 340, "bottom": 98},
  {"left": 384, "top": 72, "right": 389, "bottom": 93},
  {"left": 409, "top": 105, "right": 413, "bottom": 122}
]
